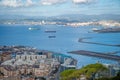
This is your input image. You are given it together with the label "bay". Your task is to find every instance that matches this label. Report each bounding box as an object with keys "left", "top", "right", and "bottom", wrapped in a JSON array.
[{"left": 0, "top": 24, "right": 120, "bottom": 68}]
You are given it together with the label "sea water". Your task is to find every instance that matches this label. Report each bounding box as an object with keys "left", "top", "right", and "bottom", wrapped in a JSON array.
[{"left": 0, "top": 24, "right": 120, "bottom": 68}]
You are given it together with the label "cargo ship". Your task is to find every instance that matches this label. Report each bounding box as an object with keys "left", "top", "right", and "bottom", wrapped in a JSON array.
[
  {"left": 45, "top": 30, "right": 56, "bottom": 33},
  {"left": 48, "top": 36, "right": 56, "bottom": 38}
]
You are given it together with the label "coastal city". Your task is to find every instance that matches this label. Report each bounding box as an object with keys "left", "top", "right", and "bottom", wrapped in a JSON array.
[
  {"left": 0, "top": 45, "right": 77, "bottom": 80},
  {"left": 1, "top": 20, "right": 120, "bottom": 28},
  {"left": 0, "top": 46, "right": 120, "bottom": 80},
  {"left": 0, "top": 0, "right": 120, "bottom": 80}
]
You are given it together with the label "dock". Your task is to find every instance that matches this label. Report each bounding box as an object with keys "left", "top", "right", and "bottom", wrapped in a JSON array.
[{"left": 68, "top": 50, "right": 120, "bottom": 61}]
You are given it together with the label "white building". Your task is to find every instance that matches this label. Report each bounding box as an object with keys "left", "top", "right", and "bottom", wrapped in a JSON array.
[{"left": 16, "top": 54, "right": 47, "bottom": 60}]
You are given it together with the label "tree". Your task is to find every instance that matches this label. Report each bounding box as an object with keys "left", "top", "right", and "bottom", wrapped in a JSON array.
[
  {"left": 60, "top": 63, "right": 108, "bottom": 80},
  {"left": 60, "top": 69, "right": 76, "bottom": 80},
  {"left": 81, "top": 63, "right": 108, "bottom": 79}
]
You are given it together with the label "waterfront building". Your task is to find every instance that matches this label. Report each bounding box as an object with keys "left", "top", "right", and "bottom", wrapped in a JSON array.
[
  {"left": 0, "top": 54, "right": 60, "bottom": 80},
  {"left": 16, "top": 54, "right": 47, "bottom": 60},
  {"left": 103, "top": 63, "right": 120, "bottom": 77},
  {"left": 0, "top": 46, "right": 77, "bottom": 80},
  {"left": 61, "top": 58, "right": 76, "bottom": 71},
  {"left": 52, "top": 53, "right": 77, "bottom": 72}
]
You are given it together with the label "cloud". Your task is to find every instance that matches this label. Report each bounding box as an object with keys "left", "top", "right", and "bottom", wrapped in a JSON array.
[
  {"left": 72, "top": 0, "right": 95, "bottom": 4},
  {"left": 0, "top": 0, "right": 23, "bottom": 7},
  {"left": 40, "top": 0, "right": 66, "bottom": 5},
  {"left": 40, "top": 0, "right": 95, "bottom": 6},
  {"left": 0, "top": 0, "right": 34, "bottom": 7},
  {"left": 0, "top": 0, "right": 96, "bottom": 7},
  {"left": 26, "top": 0, "right": 34, "bottom": 6},
  {"left": 40, "top": 0, "right": 96, "bottom": 5}
]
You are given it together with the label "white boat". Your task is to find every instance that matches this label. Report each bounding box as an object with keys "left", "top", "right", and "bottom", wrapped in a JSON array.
[{"left": 28, "top": 27, "right": 40, "bottom": 30}]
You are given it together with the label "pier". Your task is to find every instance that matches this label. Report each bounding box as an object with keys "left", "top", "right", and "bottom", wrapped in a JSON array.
[{"left": 68, "top": 50, "right": 120, "bottom": 61}]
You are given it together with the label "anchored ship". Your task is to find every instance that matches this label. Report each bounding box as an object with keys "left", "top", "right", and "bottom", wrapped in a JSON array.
[
  {"left": 45, "top": 30, "right": 56, "bottom": 33},
  {"left": 48, "top": 36, "right": 56, "bottom": 38}
]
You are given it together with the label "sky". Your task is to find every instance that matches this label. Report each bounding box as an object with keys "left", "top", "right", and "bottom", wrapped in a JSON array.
[{"left": 0, "top": 0, "right": 120, "bottom": 16}]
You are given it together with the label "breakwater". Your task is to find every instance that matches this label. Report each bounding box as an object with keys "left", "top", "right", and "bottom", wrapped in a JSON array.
[
  {"left": 78, "top": 37, "right": 120, "bottom": 47},
  {"left": 68, "top": 50, "right": 120, "bottom": 62}
]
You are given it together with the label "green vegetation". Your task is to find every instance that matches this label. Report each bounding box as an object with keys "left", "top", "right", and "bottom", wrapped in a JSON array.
[
  {"left": 60, "top": 69, "right": 76, "bottom": 80},
  {"left": 60, "top": 63, "right": 108, "bottom": 80}
]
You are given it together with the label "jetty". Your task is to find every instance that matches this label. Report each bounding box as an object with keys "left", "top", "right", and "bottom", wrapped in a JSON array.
[
  {"left": 68, "top": 50, "right": 120, "bottom": 61},
  {"left": 78, "top": 37, "right": 120, "bottom": 47}
]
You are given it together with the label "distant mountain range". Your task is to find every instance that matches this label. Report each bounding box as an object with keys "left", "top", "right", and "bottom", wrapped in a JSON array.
[
  {"left": 0, "top": 14, "right": 120, "bottom": 22},
  {"left": 52, "top": 14, "right": 120, "bottom": 22}
]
